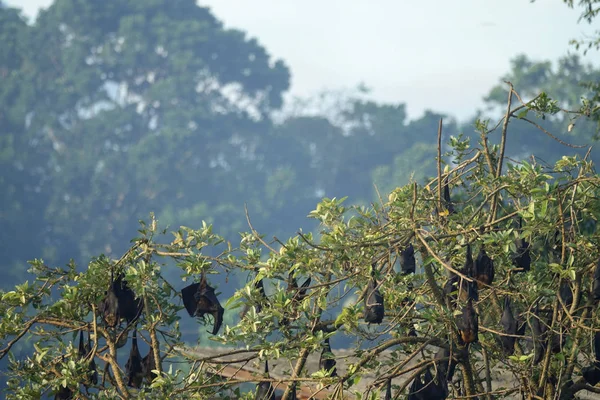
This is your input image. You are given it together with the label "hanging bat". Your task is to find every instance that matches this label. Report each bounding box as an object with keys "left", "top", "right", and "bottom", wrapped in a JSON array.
[
  {"left": 116, "top": 274, "right": 144, "bottom": 323},
  {"left": 500, "top": 297, "right": 517, "bottom": 355},
  {"left": 530, "top": 305, "right": 548, "bottom": 364},
  {"left": 279, "top": 274, "right": 311, "bottom": 327},
  {"left": 457, "top": 298, "right": 478, "bottom": 345},
  {"left": 593, "top": 259, "right": 600, "bottom": 301},
  {"left": 583, "top": 332, "right": 600, "bottom": 385},
  {"left": 559, "top": 280, "right": 573, "bottom": 308},
  {"left": 474, "top": 246, "right": 494, "bottom": 288},
  {"left": 240, "top": 277, "right": 266, "bottom": 319},
  {"left": 78, "top": 329, "right": 98, "bottom": 386},
  {"left": 434, "top": 346, "right": 457, "bottom": 381},
  {"left": 462, "top": 244, "right": 474, "bottom": 277},
  {"left": 125, "top": 329, "right": 144, "bottom": 388},
  {"left": 319, "top": 337, "right": 337, "bottom": 377},
  {"left": 400, "top": 243, "right": 416, "bottom": 275},
  {"left": 54, "top": 385, "right": 73, "bottom": 400},
  {"left": 364, "top": 276, "right": 385, "bottom": 324},
  {"left": 181, "top": 273, "right": 224, "bottom": 335},
  {"left": 407, "top": 367, "right": 446, "bottom": 400},
  {"left": 384, "top": 377, "right": 392, "bottom": 400},
  {"left": 99, "top": 269, "right": 120, "bottom": 327},
  {"left": 99, "top": 271, "right": 143, "bottom": 327},
  {"left": 443, "top": 271, "right": 459, "bottom": 307},
  {"left": 443, "top": 176, "right": 455, "bottom": 215},
  {"left": 142, "top": 346, "right": 160, "bottom": 384},
  {"left": 255, "top": 360, "right": 275, "bottom": 400},
  {"left": 287, "top": 382, "right": 298, "bottom": 400},
  {"left": 512, "top": 217, "right": 531, "bottom": 272}
]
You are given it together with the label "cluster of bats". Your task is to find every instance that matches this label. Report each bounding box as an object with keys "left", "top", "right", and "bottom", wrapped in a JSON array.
[{"left": 54, "top": 180, "right": 600, "bottom": 399}]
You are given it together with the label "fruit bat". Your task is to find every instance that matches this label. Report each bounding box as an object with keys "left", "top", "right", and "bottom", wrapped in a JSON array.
[
  {"left": 319, "top": 337, "right": 337, "bottom": 377},
  {"left": 593, "top": 258, "right": 600, "bottom": 301},
  {"left": 583, "top": 332, "right": 600, "bottom": 385},
  {"left": 384, "top": 378, "right": 392, "bottom": 400},
  {"left": 512, "top": 218, "right": 531, "bottom": 272},
  {"left": 54, "top": 385, "right": 73, "bottom": 400},
  {"left": 401, "top": 243, "right": 416, "bottom": 275},
  {"left": 434, "top": 346, "right": 457, "bottom": 381},
  {"left": 559, "top": 280, "right": 573, "bottom": 308},
  {"left": 407, "top": 368, "right": 447, "bottom": 400},
  {"left": 500, "top": 297, "right": 517, "bottom": 355},
  {"left": 142, "top": 346, "right": 160, "bottom": 384},
  {"left": 288, "top": 383, "right": 298, "bottom": 400},
  {"left": 364, "top": 272, "right": 385, "bottom": 324},
  {"left": 474, "top": 247, "right": 494, "bottom": 288},
  {"left": 78, "top": 330, "right": 98, "bottom": 386},
  {"left": 443, "top": 176, "right": 455, "bottom": 215},
  {"left": 463, "top": 244, "right": 475, "bottom": 277},
  {"left": 255, "top": 360, "right": 275, "bottom": 400},
  {"left": 99, "top": 271, "right": 143, "bottom": 327},
  {"left": 181, "top": 273, "right": 224, "bottom": 335},
  {"left": 457, "top": 298, "right": 478, "bottom": 344},
  {"left": 444, "top": 273, "right": 477, "bottom": 307},
  {"left": 240, "top": 278, "right": 267, "bottom": 319},
  {"left": 125, "top": 330, "right": 144, "bottom": 388},
  {"left": 530, "top": 306, "right": 548, "bottom": 364},
  {"left": 280, "top": 275, "right": 311, "bottom": 327}
]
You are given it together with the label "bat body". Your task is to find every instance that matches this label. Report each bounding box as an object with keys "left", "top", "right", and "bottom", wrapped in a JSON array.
[
  {"left": 384, "top": 378, "right": 392, "bottom": 400},
  {"left": 125, "top": 330, "right": 144, "bottom": 388},
  {"left": 593, "top": 259, "right": 600, "bottom": 301},
  {"left": 407, "top": 368, "right": 447, "bottom": 400},
  {"left": 181, "top": 273, "right": 224, "bottom": 335},
  {"left": 255, "top": 360, "right": 275, "bottom": 400},
  {"left": 54, "top": 386, "right": 73, "bottom": 400},
  {"left": 364, "top": 275, "right": 384, "bottom": 324},
  {"left": 401, "top": 243, "right": 416, "bottom": 275},
  {"left": 100, "top": 272, "right": 143, "bottom": 327},
  {"left": 559, "top": 280, "right": 573, "bottom": 308},
  {"left": 500, "top": 297, "right": 517, "bottom": 355},
  {"left": 583, "top": 332, "right": 600, "bottom": 385},
  {"left": 319, "top": 337, "right": 337, "bottom": 377},
  {"left": 434, "top": 347, "right": 457, "bottom": 381},
  {"left": 474, "top": 247, "right": 494, "bottom": 288},
  {"left": 512, "top": 218, "right": 531, "bottom": 272},
  {"left": 240, "top": 278, "right": 266, "bottom": 318},
  {"left": 142, "top": 347, "right": 160, "bottom": 384},
  {"left": 530, "top": 306, "right": 547, "bottom": 364},
  {"left": 78, "top": 330, "right": 98, "bottom": 386},
  {"left": 443, "top": 176, "right": 455, "bottom": 215},
  {"left": 457, "top": 299, "right": 478, "bottom": 344},
  {"left": 280, "top": 275, "right": 311, "bottom": 327}
]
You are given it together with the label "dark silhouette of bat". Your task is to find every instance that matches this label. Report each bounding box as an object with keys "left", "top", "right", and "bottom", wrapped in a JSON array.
[
  {"left": 401, "top": 243, "right": 416, "bottom": 275},
  {"left": 443, "top": 271, "right": 459, "bottom": 307},
  {"left": 364, "top": 270, "right": 384, "bottom": 324},
  {"left": 78, "top": 329, "right": 98, "bottom": 386},
  {"left": 54, "top": 385, "right": 73, "bottom": 400},
  {"left": 474, "top": 247, "right": 494, "bottom": 289},
  {"left": 407, "top": 367, "right": 447, "bottom": 400},
  {"left": 443, "top": 176, "right": 455, "bottom": 215},
  {"left": 500, "top": 297, "right": 517, "bottom": 355},
  {"left": 181, "top": 273, "right": 224, "bottom": 335},
  {"left": 512, "top": 218, "right": 531, "bottom": 272},
  {"left": 583, "top": 332, "right": 600, "bottom": 385},
  {"left": 319, "top": 337, "right": 337, "bottom": 377},
  {"left": 255, "top": 360, "right": 275, "bottom": 400},
  {"left": 287, "top": 382, "right": 298, "bottom": 400},
  {"left": 125, "top": 329, "right": 144, "bottom": 388},
  {"left": 559, "top": 280, "right": 573, "bottom": 308},
  {"left": 384, "top": 377, "right": 392, "bottom": 400},
  {"left": 99, "top": 271, "right": 143, "bottom": 327},
  {"left": 530, "top": 305, "right": 548, "bottom": 364},
  {"left": 240, "top": 277, "right": 266, "bottom": 319},
  {"left": 280, "top": 274, "right": 311, "bottom": 327},
  {"left": 593, "top": 259, "right": 600, "bottom": 301},
  {"left": 463, "top": 244, "right": 474, "bottom": 277},
  {"left": 142, "top": 346, "right": 160, "bottom": 384},
  {"left": 457, "top": 298, "right": 478, "bottom": 344},
  {"left": 434, "top": 346, "right": 457, "bottom": 381}
]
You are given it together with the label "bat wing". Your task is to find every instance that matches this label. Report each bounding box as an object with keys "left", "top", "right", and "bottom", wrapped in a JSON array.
[
  {"left": 125, "top": 333, "right": 144, "bottom": 388},
  {"left": 385, "top": 378, "right": 392, "bottom": 400},
  {"left": 401, "top": 244, "right": 416, "bottom": 274},
  {"left": 364, "top": 278, "right": 385, "bottom": 324},
  {"left": 181, "top": 283, "right": 201, "bottom": 317},
  {"left": 198, "top": 283, "right": 224, "bottom": 335},
  {"left": 297, "top": 277, "right": 311, "bottom": 300}
]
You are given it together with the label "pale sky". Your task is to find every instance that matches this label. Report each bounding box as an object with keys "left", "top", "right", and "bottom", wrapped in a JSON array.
[{"left": 7, "top": 0, "right": 600, "bottom": 121}]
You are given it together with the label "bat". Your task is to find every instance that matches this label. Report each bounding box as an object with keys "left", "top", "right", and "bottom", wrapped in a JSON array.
[
  {"left": 593, "top": 259, "right": 600, "bottom": 301},
  {"left": 457, "top": 298, "right": 478, "bottom": 344},
  {"left": 287, "top": 383, "right": 298, "bottom": 400},
  {"left": 434, "top": 346, "right": 456, "bottom": 381},
  {"left": 240, "top": 277, "right": 266, "bottom": 319},
  {"left": 279, "top": 274, "right": 311, "bottom": 327},
  {"left": 500, "top": 297, "right": 517, "bottom": 355},
  {"left": 125, "top": 329, "right": 144, "bottom": 388},
  {"left": 474, "top": 246, "right": 494, "bottom": 288},
  {"left": 407, "top": 367, "right": 447, "bottom": 400},
  {"left": 443, "top": 176, "right": 455, "bottom": 215},
  {"left": 583, "top": 332, "right": 600, "bottom": 385},
  {"left": 384, "top": 377, "right": 392, "bottom": 400},
  {"left": 364, "top": 270, "right": 384, "bottom": 324},
  {"left": 512, "top": 218, "right": 531, "bottom": 272},
  {"left": 181, "top": 273, "right": 224, "bottom": 335},
  {"left": 400, "top": 243, "right": 416, "bottom": 275},
  {"left": 443, "top": 271, "right": 459, "bottom": 307},
  {"left": 142, "top": 346, "right": 160, "bottom": 384},
  {"left": 530, "top": 305, "right": 547, "bottom": 364},
  {"left": 559, "top": 280, "right": 573, "bottom": 308},
  {"left": 99, "top": 271, "right": 143, "bottom": 327},
  {"left": 255, "top": 360, "right": 275, "bottom": 400},
  {"left": 54, "top": 385, "right": 73, "bottom": 400},
  {"left": 319, "top": 337, "right": 337, "bottom": 377},
  {"left": 463, "top": 244, "right": 474, "bottom": 277},
  {"left": 78, "top": 329, "right": 98, "bottom": 386}
]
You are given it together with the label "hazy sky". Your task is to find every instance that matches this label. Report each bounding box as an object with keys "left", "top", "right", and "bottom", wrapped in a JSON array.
[{"left": 8, "top": 0, "right": 600, "bottom": 121}]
